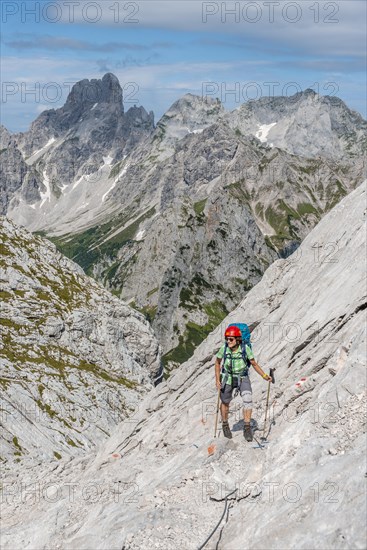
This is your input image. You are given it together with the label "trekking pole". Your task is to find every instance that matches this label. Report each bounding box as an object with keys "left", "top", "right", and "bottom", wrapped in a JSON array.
[
  {"left": 214, "top": 388, "right": 220, "bottom": 438},
  {"left": 262, "top": 368, "right": 275, "bottom": 441}
]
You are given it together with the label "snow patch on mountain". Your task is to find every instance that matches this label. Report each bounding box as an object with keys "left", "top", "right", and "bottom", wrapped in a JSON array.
[
  {"left": 26, "top": 137, "right": 56, "bottom": 165},
  {"left": 102, "top": 160, "right": 130, "bottom": 203},
  {"left": 102, "top": 181, "right": 117, "bottom": 203},
  {"left": 114, "top": 160, "right": 130, "bottom": 183},
  {"left": 72, "top": 175, "right": 85, "bottom": 190},
  {"left": 135, "top": 229, "right": 146, "bottom": 241},
  {"left": 255, "top": 122, "right": 277, "bottom": 142},
  {"left": 39, "top": 170, "right": 52, "bottom": 208}
]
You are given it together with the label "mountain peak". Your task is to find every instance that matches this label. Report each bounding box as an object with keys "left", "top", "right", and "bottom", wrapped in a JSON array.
[
  {"left": 65, "top": 72, "right": 123, "bottom": 109},
  {"left": 160, "top": 92, "right": 224, "bottom": 126},
  {"left": 102, "top": 72, "right": 120, "bottom": 85},
  {"left": 302, "top": 88, "right": 317, "bottom": 96},
  {"left": 152, "top": 93, "right": 224, "bottom": 156},
  {"left": 170, "top": 93, "right": 222, "bottom": 110}
]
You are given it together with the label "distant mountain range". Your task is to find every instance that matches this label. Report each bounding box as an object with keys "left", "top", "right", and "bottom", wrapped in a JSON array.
[{"left": 1, "top": 73, "right": 366, "bottom": 369}]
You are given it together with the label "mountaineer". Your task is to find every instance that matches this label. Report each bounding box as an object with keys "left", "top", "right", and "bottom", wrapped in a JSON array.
[{"left": 215, "top": 324, "right": 271, "bottom": 441}]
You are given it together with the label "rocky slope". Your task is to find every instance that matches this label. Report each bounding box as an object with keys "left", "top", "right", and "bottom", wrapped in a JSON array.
[
  {"left": 2, "top": 75, "right": 366, "bottom": 367},
  {"left": 0, "top": 125, "right": 43, "bottom": 214},
  {"left": 1, "top": 182, "right": 365, "bottom": 550},
  {"left": 0, "top": 217, "right": 160, "bottom": 464}
]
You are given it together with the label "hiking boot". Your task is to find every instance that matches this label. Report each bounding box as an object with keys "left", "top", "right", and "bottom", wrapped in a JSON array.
[
  {"left": 222, "top": 421, "right": 232, "bottom": 439},
  {"left": 243, "top": 423, "right": 253, "bottom": 442}
]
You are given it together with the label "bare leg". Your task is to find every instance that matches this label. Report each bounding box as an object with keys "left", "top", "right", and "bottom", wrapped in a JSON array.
[
  {"left": 221, "top": 402, "right": 229, "bottom": 421},
  {"left": 244, "top": 408, "right": 252, "bottom": 424}
]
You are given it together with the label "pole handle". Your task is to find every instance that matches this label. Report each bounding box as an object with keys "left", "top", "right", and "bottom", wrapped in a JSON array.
[{"left": 269, "top": 368, "right": 275, "bottom": 384}]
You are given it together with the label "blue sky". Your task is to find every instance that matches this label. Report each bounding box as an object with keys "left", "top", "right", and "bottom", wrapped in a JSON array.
[{"left": 1, "top": 0, "right": 366, "bottom": 131}]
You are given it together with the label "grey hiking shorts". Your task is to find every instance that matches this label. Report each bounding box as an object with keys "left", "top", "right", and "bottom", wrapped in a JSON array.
[{"left": 220, "top": 376, "right": 252, "bottom": 410}]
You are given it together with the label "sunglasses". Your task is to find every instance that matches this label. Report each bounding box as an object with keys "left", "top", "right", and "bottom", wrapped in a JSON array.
[{"left": 225, "top": 337, "right": 237, "bottom": 342}]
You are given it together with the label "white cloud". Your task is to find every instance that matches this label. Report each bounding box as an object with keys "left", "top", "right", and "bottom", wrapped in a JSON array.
[{"left": 53, "top": 0, "right": 366, "bottom": 57}]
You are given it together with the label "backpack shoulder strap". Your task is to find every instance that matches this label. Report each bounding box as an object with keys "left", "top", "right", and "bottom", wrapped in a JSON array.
[
  {"left": 223, "top": 343, "right": 233, "bottom": 374},
  {"left": 223, "top": 342, "right": 229, "bottom": 358},
  {"left": 241, "top": 343, "right": 251, "bottom": 372}
]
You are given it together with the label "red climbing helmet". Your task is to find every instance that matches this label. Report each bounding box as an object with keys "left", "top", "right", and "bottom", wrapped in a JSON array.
[{"left": 224, "top": 325, "right": 241, "bottom": 338}]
